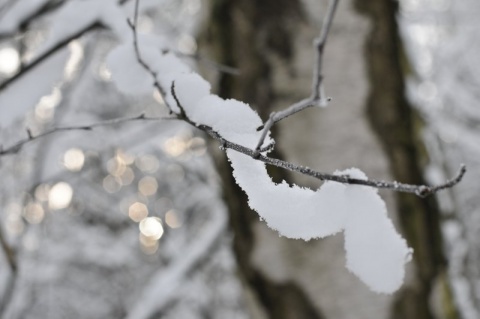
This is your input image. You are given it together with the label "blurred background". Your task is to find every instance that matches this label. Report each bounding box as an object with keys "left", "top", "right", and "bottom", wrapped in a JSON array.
[{"left": 0, "top": 0, "right": 478, "bottom": 318}]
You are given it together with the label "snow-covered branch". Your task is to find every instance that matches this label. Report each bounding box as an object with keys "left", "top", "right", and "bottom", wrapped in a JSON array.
[
  {"left": 125, "top": 0, "right": 465, "bottom": 199},
  {"left": 118, "top": 0, "right": 466, "bottom": 294}
]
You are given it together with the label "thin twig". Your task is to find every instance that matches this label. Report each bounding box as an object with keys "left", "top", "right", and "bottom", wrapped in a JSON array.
[
  {"left": 0, "top": 114, "right": 170, "bottom": 156},
  {"left": 175, "top": 51, "right": 240, "bottom": 75},
  {"left": 127, "top": 7, "right": 172, "bottom": 113},
  {"left": 0, "top": 225, "right": 16, "bottom": 273},
  {"left": 312, "top": 0, "right": 339, "bottom": 101},
  {"left": 254, "top": 0, "right": 339, "bottom": 152},
  {"left": 127, "top": 0, "right": 465, "bottom": 198},
  {"left": 204, "top": 127, "right": 466, "bottom": 197}
]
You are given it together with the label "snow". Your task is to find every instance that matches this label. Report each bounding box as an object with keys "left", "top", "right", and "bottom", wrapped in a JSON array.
[
  {"left": 106, "top": 42, "right": 160, "bottom": 95},
  {"left": 27, "top": 0, "right": 413, "bottom": 293},
  {"left": 228, "top": 151, "right": 411, "bottom": 293},
  {"left": 34, "top": 0, "right": 132, "bottom": 58},
  {"left": 104, "top": 28, "right": 412, "bottom": 292},
  {"left": 0, "top": 0, "right": 49, "bottom": 34},
  {"left": 0, "top": 48, "right": 68, "bottom": 128},
  {"left": 343, "top": 180, "right": 411, "bottom": 293}
]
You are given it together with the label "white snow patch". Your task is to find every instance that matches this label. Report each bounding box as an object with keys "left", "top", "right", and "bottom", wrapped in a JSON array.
[
  {"left": 343, "top": 181, "right": 411, "bottom": 293},
  {"left": 228, "top": 152, "right": 411, "bottom": 293},
  {"left": 106, "top": 41, "right": 159, "bottom": 95}
]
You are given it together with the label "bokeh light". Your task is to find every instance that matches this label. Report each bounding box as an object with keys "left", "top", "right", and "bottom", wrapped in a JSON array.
[
  {"left": 138, "top": 176, "right": 158, "bottom": 196},
  {"left": 139, "top": 233, "right": 159, "bottom": 254},
  {"left": 0, "top": 47, "right": 20, "bottom": 75},
  {"left": 165, "top": 209, "right": 182, "bottom": 229},
  {"left": 129, "top": 202, "right": 148, "bottom": 222},
  {"left": 103, "top": 175, "right": 121, "bottom": 193},
  {"left": 23, "top": 202, "right": 45, "bottom": 224},
  {"left": 119, "top": 167, "right": 135, "bottom": 186},
  {"left": 135, "top": 154, "right": 159, "bottom": 173},
  {"left": 48, "top": 182, "right": 73, "bottom": 210},
  {"left": 34, "top": 184, "right": 50, "bottom": 202},
  {"left": 139, "top": 217, "right": 164, "bottom": 240},
  {"left": 63, "top": 148, "right": 85, "bottom": 172},
  {"left": 164, "top": 136, "right": 187, "bottom": 157}
]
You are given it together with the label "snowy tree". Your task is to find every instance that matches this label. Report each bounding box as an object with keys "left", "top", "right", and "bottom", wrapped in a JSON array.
[{"left": 0, "top": 0, "right": 471, "bottom": 318}]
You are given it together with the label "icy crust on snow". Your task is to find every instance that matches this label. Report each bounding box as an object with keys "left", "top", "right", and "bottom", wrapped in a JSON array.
[{"left": 106, "top": 38, "right": 411, "bottom": 294}]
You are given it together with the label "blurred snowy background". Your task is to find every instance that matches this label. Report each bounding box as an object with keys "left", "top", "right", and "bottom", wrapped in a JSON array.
[
  {"left": 401, "top": 1, "right": 480, "bottom": 317},
  {"left": 0, "top": 1, "right": 247, "bottom": 318},
  {"left": 0, "top": 0, "right": 479, "bottom": 318}
]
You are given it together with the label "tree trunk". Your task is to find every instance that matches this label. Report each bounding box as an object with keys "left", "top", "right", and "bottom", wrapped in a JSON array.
[
  {"left": 202, "top": 0, "right": 325, "bottom": 318},
  {"left": 201, "top": 0, "right": 459, "bottom": 318},
  {"left": 354, "top": 1, "right": 459, "bottom": 319}
]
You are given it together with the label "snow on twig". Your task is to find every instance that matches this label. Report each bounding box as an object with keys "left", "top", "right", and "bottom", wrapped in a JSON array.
[{"left": 125, "top": 0, "right": 465, "bottom": 198}]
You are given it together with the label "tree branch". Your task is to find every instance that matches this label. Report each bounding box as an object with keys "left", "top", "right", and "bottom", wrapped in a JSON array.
[
  {"left": 0, "top": 225, "right": 16, "bottom": 273},
  {"left": 125, "top": 0, "right": 465, "bottom": 198},
  {"left": 0, "top": 114, "right": 170, "bottom": 156},
  {"left": 254, "top": 0, "right": 339, "bottom": 151},
  {"left": 175, "top": 51, "right": 240, "bottom": 75},
  {"left": 203, "top": 126, "right": 466, "bottom": 197}
]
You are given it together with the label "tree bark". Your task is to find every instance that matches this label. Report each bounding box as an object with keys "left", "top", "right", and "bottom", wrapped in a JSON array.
[
  {"left": 202, "top": 0, "right": 325, "bottom": 318},
  {"left": 353, "top": 1, "right": 459, "bottom": 318}
]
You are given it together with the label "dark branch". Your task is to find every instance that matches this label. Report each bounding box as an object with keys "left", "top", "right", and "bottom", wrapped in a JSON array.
[
  {"left": 0, "top": 114, "right": 169, "bottom": 156},
  {"left": 204, "top": 127, "right": 466, "bottom": 197},
  {"left": 175, "top": 51, "right": 240, "bottom": 75},
  {"left": 126, "top": 0, "right": 465, "bottom": 198},
  {"left": 254, "top": 0, "right": 339, "bottom": 151}
]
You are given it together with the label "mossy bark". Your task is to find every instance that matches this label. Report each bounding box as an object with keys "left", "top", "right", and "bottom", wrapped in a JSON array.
[
  {"left": 202, "top": 0, "right": 325, "bottom": 318},
  {"left": 353, "top": 1, "right": 459, "bottom": 318}
]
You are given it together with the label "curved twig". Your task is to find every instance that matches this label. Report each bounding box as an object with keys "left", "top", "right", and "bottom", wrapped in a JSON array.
[{"left": 254, "top": 0, "right": 339, "bottom": 151}]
